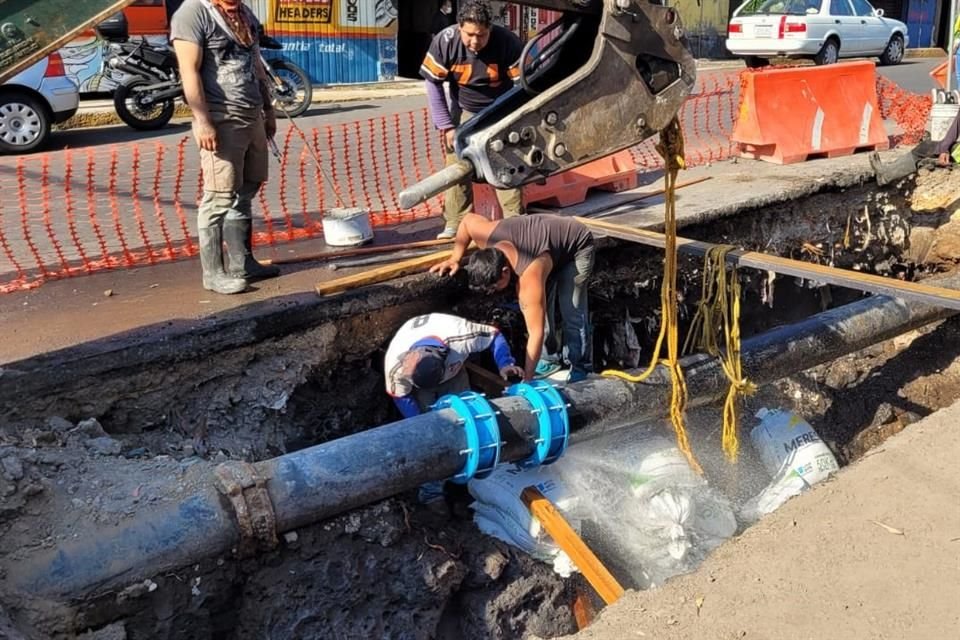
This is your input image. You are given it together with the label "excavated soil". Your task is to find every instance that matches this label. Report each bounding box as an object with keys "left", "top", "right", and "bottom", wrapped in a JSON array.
[{"left": 2, "top": 167, "right": 960, "bottom": 639}]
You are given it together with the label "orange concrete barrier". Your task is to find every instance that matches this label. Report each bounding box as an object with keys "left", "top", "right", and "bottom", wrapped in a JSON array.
[
  {"left": 731, "top": 61, "right": 889, "bottom": 165},
  {"left": 472, "top": 150, "right": 639, "bottom": 219},
  {"left": 931, "top": 60, "right": 948, "bottom": 90}
]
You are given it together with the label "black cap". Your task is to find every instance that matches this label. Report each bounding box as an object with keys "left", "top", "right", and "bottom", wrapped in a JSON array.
[{"left": 409, "top": 345, "right": 448, "bottom": 389}]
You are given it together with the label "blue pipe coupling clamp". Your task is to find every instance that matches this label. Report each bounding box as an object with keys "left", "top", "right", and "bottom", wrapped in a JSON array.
[
  {"left": 505, "top": 380, "right": 570, "bottom": 467},
  {"left": 432, "top": 391, "right": 502, "bottom": 483}
]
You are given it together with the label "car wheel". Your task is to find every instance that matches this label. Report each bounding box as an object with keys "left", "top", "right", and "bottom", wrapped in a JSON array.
[
  {"left": 879, "top": 34, "right": 905, "bottom": 66},
  {"left": 814, "top": 38, "right": 840, "bottom": 65},
  {"left": 743, "top": 56, "right": 769, "bottom": 69},
  {"left": 0, "top": 92, "right": 50, "bottom": 153}
]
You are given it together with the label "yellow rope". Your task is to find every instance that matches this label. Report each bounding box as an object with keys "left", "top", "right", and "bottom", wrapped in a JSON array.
[
  {"left": 682, "top": 245, "right": 757, "bottom": 462},
  {"left": 600, "top": 117, "right": 702, "bottom": 475}
]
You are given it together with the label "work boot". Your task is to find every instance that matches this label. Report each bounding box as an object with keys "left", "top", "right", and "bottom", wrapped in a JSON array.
[
  {"left": 870, "top": 151, "right": 918, "bottom": 187},
  {"left": 199, "top": 226, "right": 247, "bottom": 295},
  {"left": 223, "top": 218, "right": 280, "bottom": 281}
]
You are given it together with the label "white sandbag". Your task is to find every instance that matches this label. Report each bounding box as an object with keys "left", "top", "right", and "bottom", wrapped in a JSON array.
[
  {"left": 473, "top": 507, "right": 579, "bottom": 577},
  {"left": 468, "top": 463, "right": 582, "bottom": 576},
  {"left": 741, "top": 408, "right": 840, "bottom": 522},
  {"left": 468, "top": 462, "right": 580, "bottom": 537}
]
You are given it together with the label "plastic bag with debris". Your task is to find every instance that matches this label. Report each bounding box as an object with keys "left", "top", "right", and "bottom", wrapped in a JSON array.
[
  {"left": 469, "top": 431, "right": 738, "bottom": 587},
  {"left": 740, "top": 408, "right": 840, "bottom": 522},
  {"left": 558, "top": 434, "right": 738, "bottom": 588}
]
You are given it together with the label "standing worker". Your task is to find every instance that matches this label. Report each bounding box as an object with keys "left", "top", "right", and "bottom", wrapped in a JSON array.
[
  {"left": 430, "top": 213, "right": 595, "bottom": 384},
  {"left": 431, "top": 0, "right": 457, "bottom": 36},
  {"left": 171, "top": 0, "right": 280, "bottom": 295},
  {"left": 421, "top": 0, "right": 526, "bottom": 240},
  {"left": 385, "top": 312, "right": 524, "bottom": 418}
]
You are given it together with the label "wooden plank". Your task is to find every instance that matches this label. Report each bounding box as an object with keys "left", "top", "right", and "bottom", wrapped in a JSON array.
[
  {"left": 314, "top": 249, "right": 454, "bottom": 296},
  {"left": 578, "top": 217, "right": 960, "bottom": 311},
  {"left": 521, "top": 486, "right": 625, "bottom": 606},
  {"left": 465, "top": 361, "right": 508, "bottom": 394},
  {"left": 266, "top": 238, "right": 453, "bottom": 266}
]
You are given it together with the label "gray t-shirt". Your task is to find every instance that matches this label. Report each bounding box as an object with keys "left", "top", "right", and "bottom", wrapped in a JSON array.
[{"left": 170, "top": 0, "right": 264, "bottom": 113}]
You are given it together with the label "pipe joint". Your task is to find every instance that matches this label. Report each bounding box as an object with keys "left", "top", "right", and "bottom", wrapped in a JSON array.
[
  {"left": 213, "top": 461, "right": 279, "bottom": 555},
  {"left": 431, "top": 391, "right": 502, "bottom": 483},
  {"left": 506, "top": 380, "right": 570, "bottom": 467}
]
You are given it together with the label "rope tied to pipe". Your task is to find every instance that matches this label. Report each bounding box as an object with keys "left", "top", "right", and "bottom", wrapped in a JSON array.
[
  {"left": 682, "top": 244, "right": 756, "bottom": 462},
  {"left": 600, "top": 117, "right": 701, "bottom": 475}
]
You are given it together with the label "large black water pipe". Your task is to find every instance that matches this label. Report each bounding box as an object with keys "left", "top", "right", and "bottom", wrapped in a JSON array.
[{"left": 7, "top": 272, "right": 958, "bottom": 599}]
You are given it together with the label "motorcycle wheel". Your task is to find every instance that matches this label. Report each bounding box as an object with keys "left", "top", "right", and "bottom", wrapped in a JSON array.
[
  {"left": 114, "top": 78, "right": 176, "bottom": 131},
  {"left": 268, "top": 60, "right": 313, "bottom": 118}
]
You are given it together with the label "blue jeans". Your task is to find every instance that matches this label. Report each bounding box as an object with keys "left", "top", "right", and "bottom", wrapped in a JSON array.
[{"left": 543, "top": 244, "right": 595, "bottom": 374}]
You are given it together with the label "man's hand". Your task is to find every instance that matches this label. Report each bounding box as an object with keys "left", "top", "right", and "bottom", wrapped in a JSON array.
[
  {"left": 499, "top": 364, "right": 524, "bottom": 380},
  {"left": 443, "top": 128, "right": 455, "bottom": 153},
  {"left": 938, "top": 152, "right": 951, "bottom": 167},
  {"left": 264, "top": 109, "right": 277, "bottom": 139},
  {"left": 430, "top": 258, "right": 460, "bottom": 276},
  {"left": 194, "top": 118, "right": 217, "bottom": 152}
]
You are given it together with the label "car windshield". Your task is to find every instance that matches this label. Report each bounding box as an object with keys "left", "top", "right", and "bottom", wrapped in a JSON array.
[{"left": 737, "top": 0, "right": 822, "bottom": 16}]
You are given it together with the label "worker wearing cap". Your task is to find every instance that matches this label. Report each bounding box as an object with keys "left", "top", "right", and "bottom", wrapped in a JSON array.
[
  {"left": 385, "top": 312, "right": 524, "bottom": 418},
  {"left": 421, "top": 0, "right": 526, "bottom": 239}
]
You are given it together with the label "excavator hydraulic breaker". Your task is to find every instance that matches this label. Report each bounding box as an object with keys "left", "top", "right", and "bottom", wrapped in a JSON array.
[
  {"left": 0, "top": 0, "right": 137, "bottom": 84},
  {"left": 399, "top": 0, "right": 696, "bottom": 210}
]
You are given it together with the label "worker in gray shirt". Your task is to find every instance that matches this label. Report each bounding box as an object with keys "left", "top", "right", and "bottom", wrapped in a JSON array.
[{"left": 171, "top": 0, "right": 280, "bottom": 294}]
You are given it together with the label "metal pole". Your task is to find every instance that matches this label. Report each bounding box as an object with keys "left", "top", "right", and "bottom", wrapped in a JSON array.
[{"left": 947, "top": 0, "right": 957, "bottom": 96}]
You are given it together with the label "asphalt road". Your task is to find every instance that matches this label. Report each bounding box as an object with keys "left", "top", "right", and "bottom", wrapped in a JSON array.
[{"left": 46, "top": 56, "right": 944, "bottom": 152}]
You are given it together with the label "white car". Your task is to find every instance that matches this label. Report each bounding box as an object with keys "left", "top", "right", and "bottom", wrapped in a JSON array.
[
  {"left": 0, "top": 53, "right": 80, "bottom": 153},
  {"left": 726, "top": 0, "right": 909, "bottom": 68}
]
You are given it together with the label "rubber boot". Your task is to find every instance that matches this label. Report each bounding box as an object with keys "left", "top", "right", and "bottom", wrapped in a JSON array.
[
  {"left": 870, "top": 151, "right": 918, "bottom": 187},
  {"left": 223, "top": 218, "right": 280, "bottom": 281},
  {"left": 199, "top": 226, "right": 247, "bottom": 295}
]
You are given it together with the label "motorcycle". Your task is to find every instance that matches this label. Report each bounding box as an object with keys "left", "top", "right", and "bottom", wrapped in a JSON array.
[{"left": 96, "top": 13, "right": 313, "bottom": 130}]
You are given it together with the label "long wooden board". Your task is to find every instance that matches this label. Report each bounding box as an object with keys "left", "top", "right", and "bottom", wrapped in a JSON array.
[
  {"left": 579, "top": 217, "right": 960, "bottom": 311},
  {"left": 314, "top": 249, "right": 454, "bottom": 296},
  {"left": 522, "top": 486, "right": 625, "bottom": 606}
]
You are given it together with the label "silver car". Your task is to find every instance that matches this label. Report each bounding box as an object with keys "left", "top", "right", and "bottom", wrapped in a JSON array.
[
  {"left": 726, "top": 0, "right": 909, "bottom": 68},
  {"left": 0, "top": 53, "right": 80, "bottom": 153}
]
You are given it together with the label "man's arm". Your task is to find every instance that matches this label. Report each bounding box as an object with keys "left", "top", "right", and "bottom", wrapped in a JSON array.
[
  {"left": 429, "top": 213, "right": 487, "bottom": 276},
  {"left": 425, "top": 81, "right": 456, "bottom": 151},
  {"left": 518, "top": 260, "right": 550, "bottom": 381},
  {"left": 421, "top": 32, "right": 456, "bottom": 151},
  {"left": 392, "top": 395, "right": 421, "bottom": 419},
  {"left": 173, "top": 39, "right": 216, "bottom": 151},
  {"left": 252, "top": 48, "right": 277, "bottom": 139},
  {"left": 490, "top": 332, "right": 523, "bottom": 379}
]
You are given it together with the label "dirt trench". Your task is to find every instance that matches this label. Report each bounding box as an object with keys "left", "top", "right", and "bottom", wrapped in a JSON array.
[{"left": 2, "top": 168, "right": 960, "bottom": 639}]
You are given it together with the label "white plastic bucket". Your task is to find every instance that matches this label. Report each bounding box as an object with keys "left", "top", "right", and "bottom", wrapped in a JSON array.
[
  {"left": 321, "top": 207, "right": 374, "bottom": 247},
  {"left": 928, "top": 101, "right": 960, "bottom": 143}
]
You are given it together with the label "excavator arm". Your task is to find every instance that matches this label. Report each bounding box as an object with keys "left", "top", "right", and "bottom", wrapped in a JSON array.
[
  {"left": 0, "top": 0, "right": 137, "bottom": 84},
  {"left": 398, "top": 0, "right": 695, "bottom": 209}
]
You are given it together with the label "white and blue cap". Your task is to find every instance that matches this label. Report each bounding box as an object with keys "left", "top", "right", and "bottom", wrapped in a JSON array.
[{"left": 407, "top": 337, "right": 449, "bottom": 389}]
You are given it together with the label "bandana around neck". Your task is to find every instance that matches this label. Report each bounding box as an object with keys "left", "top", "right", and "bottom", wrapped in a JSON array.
[{"left": 209, "top": 0, "right": 255, "bottom": 47}]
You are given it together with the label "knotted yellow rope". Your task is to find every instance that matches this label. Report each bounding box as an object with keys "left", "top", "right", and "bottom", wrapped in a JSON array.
[
  {"left": 682, "top": 245, "right": 757, "bottom": 462},
  {"left": 600, "top": 117, "right": 702, "bottom": 475}
]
